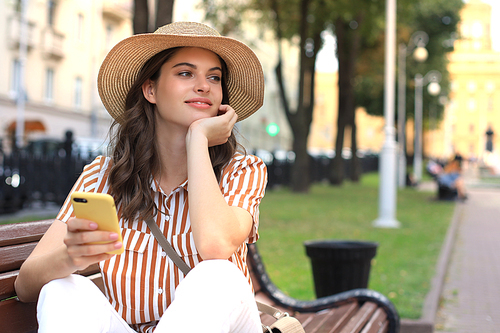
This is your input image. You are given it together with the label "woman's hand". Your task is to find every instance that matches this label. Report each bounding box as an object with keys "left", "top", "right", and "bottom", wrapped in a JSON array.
[
  {"left": 64, "top": 217, "right": 122, "bottom": 271},
  {"left": 186, "top": 104, "right": 237, "bottom": 147},
  {"left": 16, "top": 219, "right": 121, "bottom": 302}
]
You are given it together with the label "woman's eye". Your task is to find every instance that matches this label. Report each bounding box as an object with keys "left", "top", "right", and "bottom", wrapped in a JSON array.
[
  {"left": 178, "top": 71, "right": 192, "bottom": 77},
  {"left": 209, "top": 75, "right": 221, "bottom": 82}
]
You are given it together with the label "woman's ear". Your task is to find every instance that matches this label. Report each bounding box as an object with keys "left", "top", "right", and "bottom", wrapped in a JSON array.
[{"left": 142, "top": 79, "right": 156, "bottom": 104}]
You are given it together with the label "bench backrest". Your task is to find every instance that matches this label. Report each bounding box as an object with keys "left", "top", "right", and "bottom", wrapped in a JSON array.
[{"left": 0, "top": 220, "right": 398, "bottom": 333}]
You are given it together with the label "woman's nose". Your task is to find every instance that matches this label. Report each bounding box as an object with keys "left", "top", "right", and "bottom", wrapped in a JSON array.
[{"left": 194, "top": 78, "right": 210, "bottom": 93}]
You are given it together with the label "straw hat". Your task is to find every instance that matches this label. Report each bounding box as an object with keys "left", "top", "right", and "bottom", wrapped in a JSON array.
[{"left": 97, "top": 22, "right": 264, "bottom": 124}]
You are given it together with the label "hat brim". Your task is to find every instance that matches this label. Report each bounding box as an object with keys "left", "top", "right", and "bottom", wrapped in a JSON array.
[{"left": 98, "top": 33, "right": 264, "bottom": 124}]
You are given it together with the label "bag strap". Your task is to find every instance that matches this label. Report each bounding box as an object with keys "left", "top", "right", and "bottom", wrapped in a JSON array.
[
  {"left": 145, "top": 218, "right": 191, "bottom": 275},
  {"left": 144, "top": 218, "right": 286, "bottom": 320}
]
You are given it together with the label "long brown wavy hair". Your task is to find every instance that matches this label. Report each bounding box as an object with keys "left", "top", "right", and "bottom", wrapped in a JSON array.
[{"left": 108, "top": 47, "right": 242, "bottom": 223}]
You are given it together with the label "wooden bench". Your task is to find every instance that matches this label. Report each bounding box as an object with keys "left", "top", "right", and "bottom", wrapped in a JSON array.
[{"left": 0, "top": 220, "right": 399, "bottom": 332}]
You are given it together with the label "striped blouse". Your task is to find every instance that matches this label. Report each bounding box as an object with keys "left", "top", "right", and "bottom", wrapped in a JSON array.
[{"left": 56, "top": 153, "right": 267, "bottom": 332}]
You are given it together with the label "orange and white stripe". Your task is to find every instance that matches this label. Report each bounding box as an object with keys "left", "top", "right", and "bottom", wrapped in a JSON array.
[{"left": 56, "top": 153, "right": 267, "bottom": 332}]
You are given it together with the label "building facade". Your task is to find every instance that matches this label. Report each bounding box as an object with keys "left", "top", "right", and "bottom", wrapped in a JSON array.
[
  {"left": 0, "top": 0, "right": 295, "bottom": 154},
  {"left": 426, "top": 0, "right": 500, "bottom": 164},
  {"left": 0, "top": 0, "right": 133, "bottom": 151}
]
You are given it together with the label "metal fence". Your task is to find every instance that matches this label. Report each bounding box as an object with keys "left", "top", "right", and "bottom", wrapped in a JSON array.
[
  {"left": 0, "top": 149, "right": 94, "bottom": 214},
  {"left": 265, "top": 153, "right": 379, "bottom": 189},
  {"left": 0, "top": 147, "right": 379, "bottom": 214}
]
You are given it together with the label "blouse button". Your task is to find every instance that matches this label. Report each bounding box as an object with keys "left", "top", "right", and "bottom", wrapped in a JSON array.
[
  {"left": 165, "top": 215, "right": 170, "bottom": 221},
  {"left": 158, "top": 288, "right": 163, "bottom": 294},
  {"left": 161, "top": 252, "right": 167, "bottom": 258}
]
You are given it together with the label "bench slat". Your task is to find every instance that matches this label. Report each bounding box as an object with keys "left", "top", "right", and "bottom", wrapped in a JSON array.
[
  {"left": 0, "top": 242, "right": 37, "bottom": 273},
  {"left": 360, "top": 308, "right": 388, "bottom": 333},
  {"left": 0, "top": 267, "right": 103, "bottom": 301},
  {"left": 315, "top": 302, "right": 359, "bottom": 333},
  {"left": 0, "top": 270, "right": 19, "bottom": 300},
  {"left": 0, "top": 297, "right": 38, "bottom": 333},
  {"left": 339, "top": 302, "right": 377, "bottom": 333},
  {"left": 301, "top": 309, "right": 333, "bottom": 333},
  {"left": 0, "top": 220, "right": 52, "bottom": 247},
  {"left": 377, "top": 320, "right": 389, "bottom": 333}
]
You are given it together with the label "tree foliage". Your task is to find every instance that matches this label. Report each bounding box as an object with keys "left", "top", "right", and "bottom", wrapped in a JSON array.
[
  {"left": 200, "top": 0, "right": 463, "bottom": 189},
  {"left": 332, "top": 0, "right": 462, "bottom": 183},
  {"left": 355, "top": 0, "right": 463, "bottom": 126},
  {"left": 202, "top": 0, "right": 329, "bottom": 192}
]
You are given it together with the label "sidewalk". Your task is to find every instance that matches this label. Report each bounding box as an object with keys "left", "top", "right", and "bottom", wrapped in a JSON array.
[{"left": 431, "top": 166, "right": 500, "bottom": 333}]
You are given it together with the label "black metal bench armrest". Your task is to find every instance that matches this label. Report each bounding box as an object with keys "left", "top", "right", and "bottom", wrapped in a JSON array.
[{"left": 247, "top": 243, "right": 400, "bottom": 333}]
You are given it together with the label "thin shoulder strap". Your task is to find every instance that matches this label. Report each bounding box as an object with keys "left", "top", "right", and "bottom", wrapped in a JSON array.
[
  {"left": 145, "top": 217, "right": 284, "bottom": 319},
  {"left": 145, "top": 218, "right": 191, "bottom": 275}
]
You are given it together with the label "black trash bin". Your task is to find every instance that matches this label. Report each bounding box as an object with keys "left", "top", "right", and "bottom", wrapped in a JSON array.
[{"left": 304, "top": 240, "right": 378, "bottom": 298}]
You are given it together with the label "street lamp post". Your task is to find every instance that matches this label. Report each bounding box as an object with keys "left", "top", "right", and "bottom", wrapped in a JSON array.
[
  {"left": 15, "top": 0, "right": 30, "bottom": 149},
  {"left": 413, "top": 70, "right": 442, "bottom": 183},
  {"left": 397, "top": 31, "right": 428, "bottom": 188},
  {"left": 372, "top": 0, "right": 400, "bottom": 228}
]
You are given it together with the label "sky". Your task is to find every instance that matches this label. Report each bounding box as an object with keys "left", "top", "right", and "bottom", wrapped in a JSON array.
[{"left": 315, "top": 0, "right": 500, "bottom": 73}]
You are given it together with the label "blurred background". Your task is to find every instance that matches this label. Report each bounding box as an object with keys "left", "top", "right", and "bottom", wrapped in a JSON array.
[{"left": 0, "top": 0, "right": 499, "bottom": 212}]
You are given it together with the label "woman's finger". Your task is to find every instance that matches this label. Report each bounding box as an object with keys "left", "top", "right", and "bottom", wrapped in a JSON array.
[
  {"left": 66, "top": 217, "right": 99, "bottom": 232},
  {"left": 64, "top": 229, "right": 119, "bottom": 247}
]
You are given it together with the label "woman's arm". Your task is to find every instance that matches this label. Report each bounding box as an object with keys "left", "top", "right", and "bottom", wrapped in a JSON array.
[
  {"left": 186, "top": 106, "right": 253, "bottom": 260},
  {"left": 15, "top": 219, "right": 121, "bottom": 302}
]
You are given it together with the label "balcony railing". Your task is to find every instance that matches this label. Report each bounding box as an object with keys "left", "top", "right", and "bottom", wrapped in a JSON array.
[
  {"left": 102, "top": 0, "right": 132, "bottom": 21},
  {"left": 7, "top": 15, "right": 36, "bottom": 50},
  {"left": 41, "top": 28, "right": 65, "bottom": 60}
]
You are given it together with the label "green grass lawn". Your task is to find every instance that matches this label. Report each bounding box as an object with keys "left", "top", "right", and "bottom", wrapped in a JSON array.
[
  {"left": 257, "top": 173, "right": 455, "bottom": 319},
  {"left": 0, "top": 214, "right": 56, "bottom": 225}
]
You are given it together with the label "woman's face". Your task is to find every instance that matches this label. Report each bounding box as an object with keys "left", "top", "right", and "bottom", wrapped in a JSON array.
[{"left": 143, "top": 47, "right": 224, "bottom": 129}]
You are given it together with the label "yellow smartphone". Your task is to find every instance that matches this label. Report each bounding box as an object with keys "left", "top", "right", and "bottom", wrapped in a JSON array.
[{"left": 70, "top": 192, "right": 124, "bottom": 255}]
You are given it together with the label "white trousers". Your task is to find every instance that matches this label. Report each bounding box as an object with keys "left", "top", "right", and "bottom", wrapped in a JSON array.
[{"left": 37, "top": 260, "right": 262, "bottom": 333}]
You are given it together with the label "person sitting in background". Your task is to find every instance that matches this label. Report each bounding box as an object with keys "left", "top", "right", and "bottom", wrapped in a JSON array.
[{"left": 437, "top": 154, "right": 467, "bottom": 200}]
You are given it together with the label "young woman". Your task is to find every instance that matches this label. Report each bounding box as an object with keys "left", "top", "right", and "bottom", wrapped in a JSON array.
[{"left": 15, "top": 22, "right": 267, "bottom": 333}]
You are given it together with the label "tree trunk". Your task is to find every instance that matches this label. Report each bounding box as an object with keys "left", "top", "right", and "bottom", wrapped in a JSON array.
[
  {"left": 133, "top": 0, "right": 149, "bottom": 34},
  {"left": 350, "top": 119, "right": 361, "bottom": 181},
  {"left": 155, "top": 0, "right": 174, "bottom": 29},
  {"left": 331, "top": 15, "right": 363, "bottom": 185},
  {"left": 272, "top": 0, "right": 319, "bottom": 192},
  {"left": 290, "top": 123, "right": 310, "bottom": 192},
  {"left": 330, "top": 19, "right": 352, "bottom": 185}
]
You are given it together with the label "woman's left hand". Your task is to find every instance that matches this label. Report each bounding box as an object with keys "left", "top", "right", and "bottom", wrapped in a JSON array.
[{"left": 186, "top": 105, "right": 237, "bottom": 147}]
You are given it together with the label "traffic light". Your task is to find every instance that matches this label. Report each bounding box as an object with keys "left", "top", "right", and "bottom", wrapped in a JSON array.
[{"left": 266, "top": 122, "right": 280, "bottom": 137}]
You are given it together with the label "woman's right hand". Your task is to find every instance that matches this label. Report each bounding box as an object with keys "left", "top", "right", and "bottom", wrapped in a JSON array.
[{"left": 64, "top": 217, "right": 122, "bottom": 271}]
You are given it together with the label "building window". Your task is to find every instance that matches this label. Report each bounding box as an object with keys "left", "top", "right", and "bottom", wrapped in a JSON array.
[
  {"left": 467, "top": 81, "right": 476, "bottom": 92},
  {"left": 47, "top": 0, "right": 56, "bottom": 27},
  {"left": 76, "top": 13, "right": 84, "bottom": 41},
  {"left": 471, "top": 21, "right": 483, "bottom": 39},
  {"left": 74, "top": 77, "right": 82, "bottom": 109},
  {"left": 10, "top": 59, "right": 21, "bottom": 98},
  {"left": 486, "top": 81, "right": 495, "bottom": 93},
  {"left": 105, "top": 24, "right": 114, "bottom": 50},
  {"left": 468, "top": 98, "right": 476, "bottom": 111},
  {"left": 45, "top": 68, "right": 54, "bottom": 102},
  {"left": 488, "top": 95, "right": 494, "bottom": 112}
]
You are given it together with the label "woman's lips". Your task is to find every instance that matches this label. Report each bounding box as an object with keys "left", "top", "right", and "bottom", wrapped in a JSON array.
[{"left": 185, "top": 98, "right": 212, "bottom": 109}]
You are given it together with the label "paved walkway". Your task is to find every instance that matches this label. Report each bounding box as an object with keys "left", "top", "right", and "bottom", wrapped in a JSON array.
[{"left": 435, "top": 176, "right": 500, "bottom": 332}]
